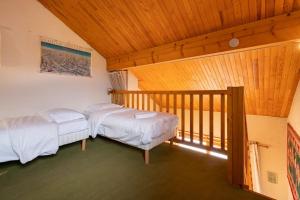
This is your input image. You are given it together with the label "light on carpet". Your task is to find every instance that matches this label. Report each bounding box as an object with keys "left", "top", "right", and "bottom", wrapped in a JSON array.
[{"left": 166, "top": 141, "right": 228, "bottom": 160}]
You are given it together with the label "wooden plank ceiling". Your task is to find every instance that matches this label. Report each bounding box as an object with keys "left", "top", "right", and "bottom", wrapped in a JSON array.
[
  {"left": 107, "top": 11, "right": 300, "bottom": 70},
  {"left": 129, "top": 42, "right": 300, "bottom": 117},
  {"left": 39, "top": 0, "right": 300, "bottom": 58}
]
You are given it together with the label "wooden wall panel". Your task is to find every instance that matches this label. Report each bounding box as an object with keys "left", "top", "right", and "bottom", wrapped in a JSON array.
[{"left": 129, "top": 42, "right": 300, "bottom": 117}]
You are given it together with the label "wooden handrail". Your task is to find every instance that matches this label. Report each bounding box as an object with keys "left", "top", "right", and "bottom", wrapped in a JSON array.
[{"left": 110, "top": 90, "right": 228, "bottom": 94}]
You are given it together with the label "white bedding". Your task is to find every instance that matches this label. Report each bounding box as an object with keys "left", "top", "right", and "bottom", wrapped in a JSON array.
[
  {"left": 134, "top": 112, "right": 157, "bottom": 119},
  {"left": 88, "top": 107, "right": 178, "bottom": 145},
  {"left": 0, "top": 121, "right": 18, "bottom": 162},
  {"left": 58, "top": 118, "right": 88, "bottom": 136},
  {"left": 0, "top": 116, "right": 58, "bottom": 164}
]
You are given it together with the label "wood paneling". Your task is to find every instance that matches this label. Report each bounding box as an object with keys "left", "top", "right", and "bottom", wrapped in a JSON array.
[
  {"left": 107, "top": 11, "right": 300, "bottom": 70},
  {"left": 38, "top": 0, "right": 300, "bottom": 59},
  {"left": 129, "top": 42, "right": 300, "bottom": 117}
]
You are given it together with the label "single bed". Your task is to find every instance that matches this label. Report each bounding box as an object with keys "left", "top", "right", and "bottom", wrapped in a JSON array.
[
  {"left": 87, "top": 104, "right": 178, "bottom": 164},
  {"left": 0, "top": 115, "right": 59, "bottom": 164},
  {"left": 0, "top": 109, "right": 90, "bottom": 164}
]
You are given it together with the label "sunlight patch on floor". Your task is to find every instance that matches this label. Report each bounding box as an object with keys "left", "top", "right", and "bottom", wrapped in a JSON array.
[
  {"left": 0, "top": 171, "right": 8, "bottom": 176},
  {"left": 166, "top": 141, "right": 228, "bottom": 160}
]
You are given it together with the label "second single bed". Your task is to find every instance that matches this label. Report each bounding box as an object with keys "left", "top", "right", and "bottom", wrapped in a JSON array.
[{"left": 87, "top": 104, "right": 178, "bottom": 164}]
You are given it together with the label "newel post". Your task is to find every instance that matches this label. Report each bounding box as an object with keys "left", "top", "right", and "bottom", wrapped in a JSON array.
[{"left": 227, "top": 87, "right": 245, "bottom": 187}]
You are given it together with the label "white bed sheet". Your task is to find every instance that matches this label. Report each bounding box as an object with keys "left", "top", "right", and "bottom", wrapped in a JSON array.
[
  {"left": 58, "top": 118, "right": 88, "bottom": 136},
  {"left": 0, "top": 116, "right": 58, "bottom": 164},
  {"left": 0, "top": 121, "right": 18, "bottom": 162},
  {"left": 89, "top": 107, "right": 178, "bottom": 145}
]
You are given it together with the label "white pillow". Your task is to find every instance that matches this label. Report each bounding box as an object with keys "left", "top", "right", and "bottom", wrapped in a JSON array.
[
  {"left": 45, "top": 108, "right": 85, "bottom": 123},
  {"left": 86, "top": 103, "right": 122, "bottom": 113}
]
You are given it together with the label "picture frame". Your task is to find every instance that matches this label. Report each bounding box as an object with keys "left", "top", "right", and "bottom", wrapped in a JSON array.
[
  {"left": 40, "top": 37, "right": 92, "bottom": 77},
  {"left": 287, "top": 123, "right": 300, "bottom": 200}
]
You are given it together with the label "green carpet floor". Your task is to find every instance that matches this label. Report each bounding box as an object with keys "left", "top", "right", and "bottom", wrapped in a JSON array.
[{"left": 0, "top": 138, "right": 266, "bottom": 200}]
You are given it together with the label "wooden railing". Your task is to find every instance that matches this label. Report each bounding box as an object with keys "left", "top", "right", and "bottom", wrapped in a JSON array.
[
  {"left": 111, "top": 87, "right": 250, "bottom": 188},
  {"left": 244, "top": 110, "right": 253, "bottom": 190},
  {"left": 111, "top": 89, "right": 228, "bottom": 154}
]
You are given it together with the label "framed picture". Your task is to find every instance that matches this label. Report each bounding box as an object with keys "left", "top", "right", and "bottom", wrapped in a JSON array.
[
  {"left": 40, "top": 38, "right": 91, "bottom": 77},
  {"left": 287, "top": 123, "right": 300, "bottom": 200}
]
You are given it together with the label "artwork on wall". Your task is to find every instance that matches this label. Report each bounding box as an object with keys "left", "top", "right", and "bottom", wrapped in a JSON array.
[
  {"left": 287, "top": 123, "right": 300, "bottom": 200},
  {"left": 40, "top": 38, "right": 91, "bottom": 77}
]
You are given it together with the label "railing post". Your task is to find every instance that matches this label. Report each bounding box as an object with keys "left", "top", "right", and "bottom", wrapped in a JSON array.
[
  {"left": 181, "top": 93, "right": 185, "bottom": 141},
  {"left": 227, "top": 87, "right": 245, "bottom": 187},
  {"left": 126, "top": 93, "right": 130, "bottom": 107},
  {"left": 209, "top": 94, "right": 214, "bottom": 148},
  {"left": 111, "top": 91, "right": 115, "bottom": 104}
]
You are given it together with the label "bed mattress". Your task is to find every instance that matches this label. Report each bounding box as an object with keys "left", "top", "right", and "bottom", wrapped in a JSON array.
[
  {"left": 58, "top": 129, "right": 89, "bottom": 146},
  {"left": 57, "top": 118, "right": 88, "bottom": 136},
  {"left": 99, "top": 125, "right": 176, "bottom": 150}
]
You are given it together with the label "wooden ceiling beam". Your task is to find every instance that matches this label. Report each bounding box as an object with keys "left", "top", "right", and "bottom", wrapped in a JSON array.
[{"left": 107, "top": 11, "right": 300, "bottom": 71}]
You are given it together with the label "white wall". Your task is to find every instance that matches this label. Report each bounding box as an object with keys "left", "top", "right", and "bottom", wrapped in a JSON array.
[
  {"left": 247, "top": 115, "right": 288, "bottom": 200},
  {"left": 0, "top": 0, "right": 111, "bottom": 118},
  {"left": 287, "top": 81, "right": 300, "bottom": 200},
  {"left": 127, "top": 71, "right": 139, "bottom": 90}
]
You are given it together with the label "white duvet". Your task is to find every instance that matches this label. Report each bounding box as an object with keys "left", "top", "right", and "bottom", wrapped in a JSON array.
[
  {"left": 88, "top": 107, "right": 178, "bottom": 145},
  {"left": 0, "top": 116, "right": 58, "bottom": 164}
]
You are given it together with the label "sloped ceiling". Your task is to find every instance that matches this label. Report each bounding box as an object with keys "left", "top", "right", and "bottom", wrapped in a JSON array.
[
  {"left": 129, "top": 42, "right": 300, "bottom": 117},
  {"left": 39, "top": 0, "right": 300, "bottom": 58},
  {"left": 38, "top": 0, "right": 300, "bottom": 117}
]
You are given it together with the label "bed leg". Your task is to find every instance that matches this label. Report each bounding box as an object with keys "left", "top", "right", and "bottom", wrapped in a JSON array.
[
  {"left": 81, "top": 139, "right": 86, "bottom": 151},
  {"left": 144, "top": 150, "right": 149, "bottom": 164},
  {"left": 170, "top": 129, "right": 177, "bottom": 145}
]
